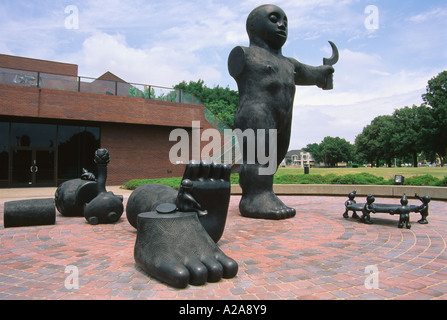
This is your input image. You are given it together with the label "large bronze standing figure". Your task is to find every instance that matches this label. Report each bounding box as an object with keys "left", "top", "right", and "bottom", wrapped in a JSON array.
[{"left": 228, "top": 4, "right": 336, "bottom": 220}]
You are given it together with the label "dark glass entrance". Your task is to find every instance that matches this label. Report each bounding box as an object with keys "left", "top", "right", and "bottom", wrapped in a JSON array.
[
  {"left": 1, "top": 120, "right": 100, "bottom": 188},
  {"left": 10, "top": 147, "right": 56, "bottom": 187}
]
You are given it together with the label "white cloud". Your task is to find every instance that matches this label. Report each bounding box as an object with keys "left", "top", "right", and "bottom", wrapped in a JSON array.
[
  {"left": 67, "top": 32, "right": 222, "bottom": 86},
  {"left": 289, "top": 88, "right": 425, "bottom": 149},
  {"left": 294, "top": 48, "right": 434, "bottom": 107},
  {"left": 408, "top": 7, "right": 447, "bottom": 23},
  {"left": 52, "top": 0, "right": 248, "bottom": 86}
]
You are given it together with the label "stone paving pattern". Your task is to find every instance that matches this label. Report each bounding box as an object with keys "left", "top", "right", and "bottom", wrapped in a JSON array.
[{"left": 0, "top": 194, "right": 446, "bottom": 300}]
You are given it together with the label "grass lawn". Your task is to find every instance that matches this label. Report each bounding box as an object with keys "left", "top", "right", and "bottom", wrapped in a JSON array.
[
  {"left": 277, "top": 166, "right": 447, "bottom": 180},
  {"left": 123, "top": 166, "right": 447, "bottom": 190}
]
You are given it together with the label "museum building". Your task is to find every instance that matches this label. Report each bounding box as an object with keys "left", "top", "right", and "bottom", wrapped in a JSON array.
[{"left": 0, "top": 54, "right": 225, "bottom": 188}]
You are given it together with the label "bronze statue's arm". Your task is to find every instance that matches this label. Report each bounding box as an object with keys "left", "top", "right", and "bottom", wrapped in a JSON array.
[
  {"left": 292, "top": 58, "right": 334, "bottom": 89},
  {"left": 228, "top": 46, "right": 246, "bottom": 79}
]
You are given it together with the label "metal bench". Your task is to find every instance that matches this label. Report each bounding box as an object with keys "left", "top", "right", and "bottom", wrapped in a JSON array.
[{"left": 343, "top": 191, "right": 431, "bottom": 229}]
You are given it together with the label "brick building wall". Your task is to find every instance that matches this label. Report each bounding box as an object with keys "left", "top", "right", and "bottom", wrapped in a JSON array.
[
  {"left": 0, "top": 54, "right": 78, "bottom": 76},
  {"left": 0, "top": 54, "right": 227, "bottom": 187},
  {"left": 0, "top": 84, "right": 205, "bottom": 129},
  {"left": 100, "top": 123, "right": 188, "bottom": 185}
]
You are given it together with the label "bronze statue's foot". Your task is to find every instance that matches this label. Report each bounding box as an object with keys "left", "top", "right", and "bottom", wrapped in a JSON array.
[
  {"left": 179, "top": 161, "right": 232, "bottom": 242},
  {"left": 134, "top": 211, "right": 238, "bottom": 289},
  {"left": 239, "top": 191, "right": 296, "bottom": 220},
  {"left": 360, "top": 215, "right": 373, "bottom": 225}
]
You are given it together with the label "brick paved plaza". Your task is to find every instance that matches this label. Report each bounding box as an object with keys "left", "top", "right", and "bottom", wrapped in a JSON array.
[{"left": 1, "top": 190, "right": 446, "bottom": 300}]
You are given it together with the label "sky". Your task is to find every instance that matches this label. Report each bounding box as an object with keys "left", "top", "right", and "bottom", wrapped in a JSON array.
[{"left": 0, "top": 0, "right": 446, "bottom": 150}]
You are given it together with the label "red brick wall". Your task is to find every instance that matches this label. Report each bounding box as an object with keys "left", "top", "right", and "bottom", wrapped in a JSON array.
[
  {"left": 0, "top": 84, "right": 205, "bottom": 129},
  {"left": 100, "top": 120, "right": 225, "bottom": 185},
  {"left": 0, "top": 54, "right": 78, "bottom": 76},
  {"left": 100, "top": 123, "right": 187, "bottom": 184},
  {"left": 0, "top": 84, "right": 40, "bottom": 117}
]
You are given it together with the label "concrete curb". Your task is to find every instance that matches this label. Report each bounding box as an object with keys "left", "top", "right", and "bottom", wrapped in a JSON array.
[
  {"left": 0, "top": 186, "right": 133, "bottom": 203},
  {"left": 1, "top": 185, "right": 445, "bottom": 204},
  {"left": 231, "top": 184, "right": 447, "bottom": 201}
]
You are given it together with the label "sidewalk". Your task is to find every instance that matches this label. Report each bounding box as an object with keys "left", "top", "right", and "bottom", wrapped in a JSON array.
[
  {"left": 0, "top": 186, "right": 133, "bottom": 203},
  {"left": 0, "top": 187, "right": 446, "bottom": 300}
]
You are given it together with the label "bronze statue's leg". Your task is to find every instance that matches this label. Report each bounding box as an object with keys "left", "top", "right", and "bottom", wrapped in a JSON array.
[{"left": 360, "top": 211, "right": 373, "bottom": 225}]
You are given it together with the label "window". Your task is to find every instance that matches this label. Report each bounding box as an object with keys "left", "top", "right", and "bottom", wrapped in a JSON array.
[
  {"left": 57, "top": 125, "right": 81, "bottom": 179},
  {"left": 57, "top": 125, "right": 100, "bottom": 180},
  {"left": 0, "top": 122, "right": 9, "bottom": 180},
  {"left": 0, "top": 121, "right": 100, "bottom": 185},
  {"left": 11, "top": 122, "right": 57, "bottom": 147}
]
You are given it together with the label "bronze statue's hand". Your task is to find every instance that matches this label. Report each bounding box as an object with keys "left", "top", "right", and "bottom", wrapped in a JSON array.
[
  {"left": 324, "top": 65, "right": 335, "bottom": 75},
  {"left": 319, "top": 65, "right": 335, "bottom": 90},
  {"left": 318, "top": 65, "right": 334, "bottom": 89}
]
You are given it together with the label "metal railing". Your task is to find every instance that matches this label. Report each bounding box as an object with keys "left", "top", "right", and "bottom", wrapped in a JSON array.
[{"left": 0, "top": 66, "right": 202, "bottom": 104}]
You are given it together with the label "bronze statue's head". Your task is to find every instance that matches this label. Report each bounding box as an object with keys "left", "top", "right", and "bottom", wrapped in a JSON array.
[
  {"left": 94, "top": 148, "right": 110, "bottom": 165},
  {"left": 400, "top": 194, "right": 409, "bottom": 206},
  {"left": 246, "top": 4, "right": 288, "bottom": 50}
]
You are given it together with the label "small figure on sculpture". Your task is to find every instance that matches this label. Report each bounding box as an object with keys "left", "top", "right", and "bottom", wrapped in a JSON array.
[
  {"left": 228, "top": 4, "right": 336, "bottom": 220},
  {"left": 176, "top": 179, "right": 208, "bottom": 217},
  {"left": 390, "top": 194, "right": 412, "bottom": 229},
  {"left": 360, "top": 194, "right": 376, "bottom": 225},
  {"left": 415, "top": 193, "right": 431, "bottom": 225},
  {"left": 343, "top": 190, "right": 360, "bottom": 219},
  {"left": 80, "top": 168, "right": 96, "bottom": 181}
]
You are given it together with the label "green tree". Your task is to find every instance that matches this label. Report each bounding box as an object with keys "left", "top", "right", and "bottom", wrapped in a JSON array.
[
  {"left": 354, "top": 125, "right": 376, "bottom": 165},
  {"left": 303, "top": 143, "right": 322, "bottom": 163},
  {"left": 128, "top": 86, "right": 157, "bottom": 99},
  {"left": 390, "top": 105, "right": 425, "bottom": 167},
  {"left": 314, "top": 136, "right": 354, "bottom": 167},
  {"left": 174, "top": 80, "right": 239, "bottom": 128},
  {"left": 304, "top": 138, "right": 354, "bottom": 166},
  {"left": 355, "top": 115, "right": 395, "bottom": 167},
  {"left": 353, "top": 71, "right": 446, "bottom": 167},
  {"left": 421, "top": 70, "right": 447, "bottom": 165}
]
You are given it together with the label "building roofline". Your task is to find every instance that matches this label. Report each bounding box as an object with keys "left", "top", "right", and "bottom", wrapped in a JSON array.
[{"left": 0, "top": 54, "right": 78, "bottom": 77}]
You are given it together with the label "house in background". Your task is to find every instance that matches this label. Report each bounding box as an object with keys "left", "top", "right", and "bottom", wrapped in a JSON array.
[{"left": 284, "top": 149, "right": 315, "bottom": 167}]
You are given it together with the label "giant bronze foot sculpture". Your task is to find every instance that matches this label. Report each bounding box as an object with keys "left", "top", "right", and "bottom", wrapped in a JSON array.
[
  {"left": 126, "top": 161, "right": 231, "bottom": 243},
  {"left": 134, "top": 210, "right": 238, "bottom": 289}
]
